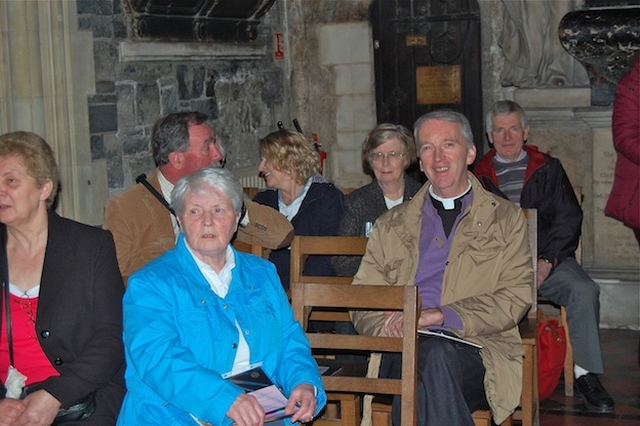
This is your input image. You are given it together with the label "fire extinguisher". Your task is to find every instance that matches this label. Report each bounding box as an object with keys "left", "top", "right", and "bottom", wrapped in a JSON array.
[{"left": 312, "top": 133, "right": 327, "bottom": 176}]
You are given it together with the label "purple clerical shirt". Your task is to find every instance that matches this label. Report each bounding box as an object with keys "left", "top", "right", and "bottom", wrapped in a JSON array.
[{"left": 414, "top": 190, "right": 473, "bottom": 330}]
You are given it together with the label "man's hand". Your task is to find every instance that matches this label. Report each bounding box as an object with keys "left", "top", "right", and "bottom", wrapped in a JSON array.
[
  {"left": 385, "top": 308, "right": 444, "bottom": 337},
  {"left": 384, "top": 311, "right": 405, "bottom": 337},
  {"left": 418, "top": 308, "right": 444, "bottom": 330},
  {"left": 227, "top": 393, "right": 265, "bottom": 426},
  {"left": 537, "top": 259, "right": 553, "bottom": 288},
  {"left": 12, "top": 389, "right": 61, "bottom": 426},
  {"left": 286, "top": 383, "right": 317, "bottom": 424}
]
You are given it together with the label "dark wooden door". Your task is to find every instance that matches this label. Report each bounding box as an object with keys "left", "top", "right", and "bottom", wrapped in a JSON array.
[{"left": 371, "top": 0, "right": 483, "bottom": 158}]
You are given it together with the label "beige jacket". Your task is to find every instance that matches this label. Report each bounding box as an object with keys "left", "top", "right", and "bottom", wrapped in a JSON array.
[
  {"left": 103, "top": 170, "right": 293, "bottom": 283},
  {"left": 351, "top": 173, "right": 533, "bottom": 424}
]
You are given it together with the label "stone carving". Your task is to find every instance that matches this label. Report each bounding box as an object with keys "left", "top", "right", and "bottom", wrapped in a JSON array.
[
  {"left": 499, "top": 0, "right": 589, "bottom": 88},
  {"left": 559, "top": 8, "right": 640, "bottom": 106}
]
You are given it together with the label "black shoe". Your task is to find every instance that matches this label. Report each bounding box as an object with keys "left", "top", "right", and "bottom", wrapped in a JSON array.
[{"left": 574, "top": 373, "right": 615, "bottom": 413}]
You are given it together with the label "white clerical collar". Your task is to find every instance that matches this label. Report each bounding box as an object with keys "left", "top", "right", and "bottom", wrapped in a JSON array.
[
  {"left": 429, "top": 179, "right": 472, "bottom": 210},
  {"left": 494, "top": 150, "right": 528, "bottom": 163}
]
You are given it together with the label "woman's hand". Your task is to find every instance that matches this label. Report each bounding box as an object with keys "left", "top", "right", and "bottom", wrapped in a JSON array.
[
  {"left": 226, "top": 393, "right": 265, "bottom": 426},
  {"left": 0, "top": 398, "right": 27, "bottom": 426},
  {"left": 286, "top": 383, "right": 316, "bottom": 424},
  {"left": 12, "top": 390, "right": 61, "bottom": 426}
]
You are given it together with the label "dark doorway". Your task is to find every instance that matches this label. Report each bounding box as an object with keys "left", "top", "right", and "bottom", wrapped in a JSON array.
[{"left": 371, "top": 0, "right": 483, "bottom": 175}]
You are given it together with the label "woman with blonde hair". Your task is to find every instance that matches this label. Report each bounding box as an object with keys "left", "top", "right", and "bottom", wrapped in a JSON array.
[{"left": 253, "top": 129, "right": 343, "bottom": 290}]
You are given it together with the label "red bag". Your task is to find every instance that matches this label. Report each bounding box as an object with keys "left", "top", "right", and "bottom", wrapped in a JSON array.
[{"left": 537, "top": 310, "right": 567, "bottom": 400}]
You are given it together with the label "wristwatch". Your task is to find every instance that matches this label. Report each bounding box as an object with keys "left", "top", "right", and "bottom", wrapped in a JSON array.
[{"left": 539, "top": 255, "right": 557, "bottom": 268}]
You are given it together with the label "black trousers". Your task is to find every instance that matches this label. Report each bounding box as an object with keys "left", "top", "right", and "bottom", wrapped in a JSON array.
[{"left": 380, "top": 334, "right": 487, "bottom": 426}]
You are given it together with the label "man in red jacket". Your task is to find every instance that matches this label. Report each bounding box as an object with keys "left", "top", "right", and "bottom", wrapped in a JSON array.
[
  {"left": 605, "top": 54, "right": 640, "bottom": 245},
  {"left": 474, "top": 100, "right": 614, "bottom": 413}
]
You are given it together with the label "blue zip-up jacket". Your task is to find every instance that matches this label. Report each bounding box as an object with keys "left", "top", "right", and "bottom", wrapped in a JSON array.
[{"left": 118, "top": 235, "right": 326, "bottom": 425}]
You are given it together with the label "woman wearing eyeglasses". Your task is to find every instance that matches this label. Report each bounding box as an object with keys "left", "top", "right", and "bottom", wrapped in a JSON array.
[
  {"left": 253, "top": 129, "right": 344, "bottom": 290},
  {"left": 332, "top": 123, "right": 421, "bottom": 277}
]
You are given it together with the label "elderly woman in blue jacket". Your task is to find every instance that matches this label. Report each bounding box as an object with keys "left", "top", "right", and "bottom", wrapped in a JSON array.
[{"left": 118, "top": 167, "right": 326, "bottom": 426}]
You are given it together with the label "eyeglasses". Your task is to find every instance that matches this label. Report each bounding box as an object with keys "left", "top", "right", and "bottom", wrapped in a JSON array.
[{"left": 370, "top": 151, "right": 405, "bottom": 162}]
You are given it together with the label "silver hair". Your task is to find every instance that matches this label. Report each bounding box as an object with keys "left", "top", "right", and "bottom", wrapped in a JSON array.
[
  {"left": 485, "top": 100, "right": 528, "bottom": 133},
  {"left": 413, "top": 109, "right": 474, "bottom": 149},
  {"left": 171, "top": 167, "right": 244, "bottom": 217}
]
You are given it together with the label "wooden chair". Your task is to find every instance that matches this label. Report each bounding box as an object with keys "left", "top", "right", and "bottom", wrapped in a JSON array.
[
  {"left": 291, "top": 282, "right": 419, "bottom": 426},
  {"left": 232, "top": 238, "right": 265, "bottom": 257},
  {"left": 463, "top": 209, "right": 539, "bottom": 426},
  {"left": 289, "top": 236, "right": 510, "bottom": 426},
  {"left": 242, "top": 186, "right": 262, "bottom": 200},
  {"left": 511, "top": 208, "right": 540, "bottom": 426},
  {"left": 536, "top": 186, "right": 582, "bottom": 397},
  {"left": 290, "top": 236, "right": 368, "bottom": 296},
  {"left": 289, "top": 235, "right": 368, "bottom": 425},
  {"left": 290, "top": 235, "right": 368, "bottom": 285}
]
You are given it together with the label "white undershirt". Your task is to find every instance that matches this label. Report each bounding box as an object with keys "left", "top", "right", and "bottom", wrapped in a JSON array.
[
  {"left": 384, "top": 195, "right": 404, "bottom": 210},
  {"left": 278, "top": 177, "right": 313, "bottom": 220}
]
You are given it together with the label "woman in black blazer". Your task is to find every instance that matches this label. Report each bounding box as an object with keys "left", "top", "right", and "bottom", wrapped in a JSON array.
[
  {"left": 0, "top": 131, "right": 124, "bottom": 425},
  {"left": 253, "top": 129, "right": 344, "bottom": 290},
  {"left": 332, "top": 123, "right": 422, "bottom": 277}
]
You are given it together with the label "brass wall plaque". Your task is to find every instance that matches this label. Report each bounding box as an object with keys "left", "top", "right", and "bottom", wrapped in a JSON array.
[
  {"left": 406, "top": 35, "right": 427, "bottom": 46},
  {"left": 416, "top": 65, "right": 461, "bottom": 105}
]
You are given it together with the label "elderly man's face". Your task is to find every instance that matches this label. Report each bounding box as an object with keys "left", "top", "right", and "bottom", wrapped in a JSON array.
[
  {"left": 178, "top": 186, "right": 240, "bottom": 269},
  {"left": 417, "top": 119, "right": 476, "bottom": 199},
  {"left": 488, "top": 112, "right": 530, "bottom": 163},
  {"left": 179, "top": 123, "right": 224, "bottom": 178}
]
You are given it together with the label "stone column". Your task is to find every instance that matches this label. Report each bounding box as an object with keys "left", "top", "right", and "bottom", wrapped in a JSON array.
[{"left": 0, "top": 1, "right": 104, "bottom": 224}]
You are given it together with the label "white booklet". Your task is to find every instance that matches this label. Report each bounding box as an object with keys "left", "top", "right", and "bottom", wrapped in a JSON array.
[
  {"left": 191, "top": 363, "right": 292, "bottom": 426},
  {"left": 418, "top": 329, "right": 482, "bottom": 349},
  {"left": 224, "top": 363, "right": 292, "bottom": 423}
]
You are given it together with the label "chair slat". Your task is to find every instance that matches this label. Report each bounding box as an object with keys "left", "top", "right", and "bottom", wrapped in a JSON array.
[{"left": 291, "top": 279, "right": 419, "bottom": 426}]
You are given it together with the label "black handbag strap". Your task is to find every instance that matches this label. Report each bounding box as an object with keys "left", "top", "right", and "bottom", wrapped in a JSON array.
[
  {"left": 2, "top": 227, "right": 14, "bottom": 367},
  {"left": 135, "top": 173, "right": 176, "bottom": 217}
]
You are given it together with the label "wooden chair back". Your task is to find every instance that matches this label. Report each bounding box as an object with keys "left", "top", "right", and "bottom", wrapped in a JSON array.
[
  {"left": 291, "top": 281, "right": 419, "bottom": 426},
  {"left": 290, "top": 235, "right": 368, "bottom": 285},
  {"left": 242, "top": 186, "right": 262, "bottom": 200},
  {"left": 232, "top": 239, "right": 265, "bottom": 257},
  {"left": 523, "top": 208, "right": 538, "bottom": 319},
  {"left": 290, "top": 236, "right": 368, "bottom": 321},
  {"left": 514, "top": 208, "right": 540, "bottom": 426}
]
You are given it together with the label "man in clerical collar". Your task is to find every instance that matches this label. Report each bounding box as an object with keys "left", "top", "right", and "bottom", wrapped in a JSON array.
[{"left": 352, "top": 109, "right": 532, "bottom": 425}]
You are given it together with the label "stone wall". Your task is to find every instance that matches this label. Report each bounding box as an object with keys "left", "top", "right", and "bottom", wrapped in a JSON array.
[{"left": 79, "top": 0, "right": 291, "bottom": 193}]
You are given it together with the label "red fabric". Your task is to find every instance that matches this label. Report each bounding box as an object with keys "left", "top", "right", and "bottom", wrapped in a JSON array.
[
  {"left": 473, "top": 144, "right": 549, "bottom": 188},
  {"left": 0, "top": 294, "right": 59, "bottom": 385},
  {"left": 605, "top": 54, "right": 640, "bottom": 228},
  {"left": 537, "top": 316, "right": 567, "bottom": 400}
]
